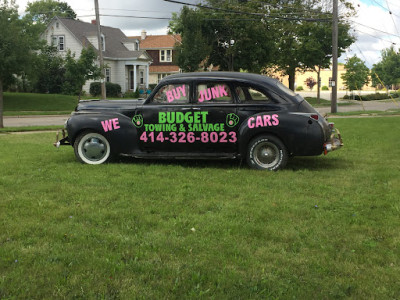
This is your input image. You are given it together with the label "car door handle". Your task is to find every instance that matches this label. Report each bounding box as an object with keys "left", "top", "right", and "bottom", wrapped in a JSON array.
[
  {"left": 181, "top": 107, "right": 191, "bottom": 111},
  {"left": 192, "top": 107, "right": 200, "bottom": 110}
]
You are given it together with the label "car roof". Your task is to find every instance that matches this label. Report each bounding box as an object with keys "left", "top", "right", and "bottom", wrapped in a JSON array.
[{"left": 162, "top": 72, "right": 279, "bottom": 86}]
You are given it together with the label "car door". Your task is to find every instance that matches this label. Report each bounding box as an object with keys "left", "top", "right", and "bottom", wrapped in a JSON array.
[
  {"left": 134, "top": 81, "right": 193, "bottom": 153},
  {"left": 190, "top": 80, "right": 239, "bottom": 153}
]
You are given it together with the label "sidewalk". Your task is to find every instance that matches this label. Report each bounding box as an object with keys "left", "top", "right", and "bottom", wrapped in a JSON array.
[{"left": 315, "top": 99, "right": 399, "bottom": 114}]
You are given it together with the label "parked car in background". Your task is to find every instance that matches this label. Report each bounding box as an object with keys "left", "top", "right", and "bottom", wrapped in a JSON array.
[{"left": 54, "top": 72, "right": 343, "bottom": 170}]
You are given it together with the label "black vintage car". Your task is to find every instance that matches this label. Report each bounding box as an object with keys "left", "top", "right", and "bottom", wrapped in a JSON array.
[{"left": 55, "top": 72, "right": 343, "bottom": 170}]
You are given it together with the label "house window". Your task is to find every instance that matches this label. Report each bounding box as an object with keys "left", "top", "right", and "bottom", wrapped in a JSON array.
[
  {"left": 52, "top": 35, "right": 65, "bottom": 51},
  {"left": 157, "top": 73, "right": 170, "bottom": 83},
  {"left": 101, "top": 36, "right": 105, "bottom": 51},
  {"left": 135, "top": 41, "right": 139, "bottom": 51},
  {"left": 160, "top": 50, "right": 172, "bottom": 62},
  {"left": 140, "top": 71, "right": 144, "bottom": 84},
  {"left": 105, "top": 68, "right": 111, "bottom": 82}
]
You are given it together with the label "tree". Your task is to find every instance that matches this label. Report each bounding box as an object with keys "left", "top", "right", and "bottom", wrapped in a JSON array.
[
  {"left": 341, "top": 56, "right": 370, "bottom": 91},
  {"left": 271, "top": 0, "right": 355, "bottom": 91},
  {"left": 170, "top": 7, "right": 211, "bottom": 72},
  {"left": 62, "top": 47, "right": 102, "bottom": 98},
  {"left": 170, "top": 0, "right": 354, "bottom": 91},
  {"left": 371, "top": 47, "right": 400, "bottom": 89},
  {"left": 34, "top": 46, "right": 65, "bottom": 93},
  {"left": 169, "top": 1, "right": 275, "bottom": 73},
  {"left": 0, "top": 0, "right": 42, "bottom": 128},
  {"left": 24, "top": 0, "right": 76, "bottom": 29},
  {"left": 296, "top": 20, "right": 354, "bottom": 101}
]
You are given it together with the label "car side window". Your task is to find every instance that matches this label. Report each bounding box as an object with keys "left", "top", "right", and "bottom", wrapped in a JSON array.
[
  {"left": 196, "top": 83, "right": 233, "bottom": 104},
  {"left": 236, "top": 85, "right": 272, "bottom": 103},
  {"left": 151, "top": 83, "right": 189, "bottom": 104}
]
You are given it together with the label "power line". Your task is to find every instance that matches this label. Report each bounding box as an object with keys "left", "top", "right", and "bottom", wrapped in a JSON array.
[
  {"left": 385, "top": 0, "right": 400, "bottom": 40},
  {"left": 163, "top": 0, "right": 331, "bottom": 22},
  {"left": 352, "top": 21, "right": 400, "bottom": 38},
  {"left": 354, "top": 28, "right": 396, "bottom": 45},
  {"left": 369, "top": 0, "right": 400, "bottom": 18}
]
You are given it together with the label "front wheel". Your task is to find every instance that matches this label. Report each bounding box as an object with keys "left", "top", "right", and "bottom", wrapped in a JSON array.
[
  {"left": 74, "top": 131, "right": 111, "bottom": 164},
  {"left": 247, "top": 135, "right": 288, "bottom": 170}
]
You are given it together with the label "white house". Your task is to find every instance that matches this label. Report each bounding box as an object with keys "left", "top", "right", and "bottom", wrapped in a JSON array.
[{"left": 41, "top": 17, "right": 153, "bottom": 93}]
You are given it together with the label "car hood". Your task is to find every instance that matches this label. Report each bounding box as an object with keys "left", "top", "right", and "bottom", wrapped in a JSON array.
[{"left": 76, "top": 99, "right": 146, "bottom": 112}]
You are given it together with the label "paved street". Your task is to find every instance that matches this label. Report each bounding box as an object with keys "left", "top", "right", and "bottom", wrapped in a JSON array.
[
  {"left": 4, "top": 114, "right": 70, "bottom": 127},
  {"left": 3, "top": 98, "right": 400, "bottom": 127}
]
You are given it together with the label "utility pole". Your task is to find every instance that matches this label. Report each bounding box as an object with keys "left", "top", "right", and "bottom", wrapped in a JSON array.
[
  {"left": 94, "top": 0, "right": 106, "bottom": 99},
  {"left": 331, "top": 0, "right": 338, "bottom": 113}
]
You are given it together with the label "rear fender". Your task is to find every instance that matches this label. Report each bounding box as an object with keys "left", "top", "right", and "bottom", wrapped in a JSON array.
[{"left": 238, "top": 112, "right": 324, "bottom": 156}]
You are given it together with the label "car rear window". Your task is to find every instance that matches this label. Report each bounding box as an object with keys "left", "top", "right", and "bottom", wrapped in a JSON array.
[
  {"left": 235, "top": 85, "right": 273, "bottom": 103},
  {"left": 276, "top": 81, "right": 296, "bottom": 97}
]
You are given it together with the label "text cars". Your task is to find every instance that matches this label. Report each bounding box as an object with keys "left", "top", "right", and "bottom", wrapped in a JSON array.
[{"left": 55, "top": 72, "right": 343, "bottom": 170}]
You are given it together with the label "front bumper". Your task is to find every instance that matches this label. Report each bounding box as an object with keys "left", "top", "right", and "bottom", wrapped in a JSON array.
[
  {"left": 323, "top": 127, "right": 343, "bottom": 155},
  {"left": 53, "top": 129, "right": 71, "bottom": 148}
]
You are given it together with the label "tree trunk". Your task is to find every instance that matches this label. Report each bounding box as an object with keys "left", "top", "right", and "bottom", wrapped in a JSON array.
[
  {"left": 317, "top": 66, "right": 321, "bottom": 104},
  {"left": 0, "top": 79, "right": 4, "bottom": 128},
  {"left": 288, "top": 68, "right": 296, "bottom": 91}
]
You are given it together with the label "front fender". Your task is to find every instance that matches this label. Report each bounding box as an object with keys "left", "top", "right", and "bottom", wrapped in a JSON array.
[{"left": 66, "top": 112, "right": 139, "bottom": 154}]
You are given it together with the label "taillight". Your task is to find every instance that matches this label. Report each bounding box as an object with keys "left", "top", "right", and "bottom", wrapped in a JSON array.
[
  {"left": 329, "top": 122, "right": 335, "bottom": 129},
  {"left": 310, "top": 114, "right": 319, "bottom": 121}
]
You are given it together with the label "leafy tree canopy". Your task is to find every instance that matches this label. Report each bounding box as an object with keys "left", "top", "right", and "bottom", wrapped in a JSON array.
[
  {"left": 170, "top": 0, "right": 355, "bottom": 91},
  {"left": 0, "top": 0, "right": 43, "bottom": 127},
  {"left": 24, "top": 0, "right": 76, "bottom": 28},
  {"left": 341, "top": 56, "right": 370, "bottom": 91},
  {"left": 371, "top": 47, "right": 400, "bottom": 87},
  {"left": 62, "top": 47, "right": 101, "bottom": 97}
]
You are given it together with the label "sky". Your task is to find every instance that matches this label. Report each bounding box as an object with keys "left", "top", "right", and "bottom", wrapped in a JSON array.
[{"left": 14, "top": 0, "right": 400, "bottom": 68}]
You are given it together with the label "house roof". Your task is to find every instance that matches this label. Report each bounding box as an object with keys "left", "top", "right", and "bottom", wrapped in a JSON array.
[
  {"left": 150, "top": 65, "right": 180, "bottom": 73},
  {"left": 55, "top": 17, "right": 151, "bottom": 61},
  {"left": 129, "top": 34, "right": 182, "bottom": 49}
]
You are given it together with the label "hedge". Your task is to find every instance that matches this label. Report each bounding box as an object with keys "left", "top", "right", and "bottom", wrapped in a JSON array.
[
  {"left": 343, "top": 92, "right": 399, "bottom": 101},
  {"left": 90, "top": 82, "right": 122, "bottom": 97}
]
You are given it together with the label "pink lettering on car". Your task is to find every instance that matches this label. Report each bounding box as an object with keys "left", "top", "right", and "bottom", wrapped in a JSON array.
[
  {"left": 101, "top": 118, "right": 120, "bottom": 132},
  {"left": 166, "top": 85, "right": 186, "bottom": 103},
  {"left": 247, "top": 114, "right": 279, "bottom": 128},
  {"left": 198, "top": 85, "right": 228, "bottom": 102}
]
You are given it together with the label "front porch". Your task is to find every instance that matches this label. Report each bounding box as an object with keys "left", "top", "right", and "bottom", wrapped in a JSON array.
[{"left": 126, "top": 62, "right": 150, "bottom": 92}]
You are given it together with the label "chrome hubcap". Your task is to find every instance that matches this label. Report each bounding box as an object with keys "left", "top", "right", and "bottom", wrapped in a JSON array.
[
  {"left": 254, "top": 142, "right": 279, "bottom": 168},
  {"left": 82, "top": 137, "right": 106, "bottom": 160}
]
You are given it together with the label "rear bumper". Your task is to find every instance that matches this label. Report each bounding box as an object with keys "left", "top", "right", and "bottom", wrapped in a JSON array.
[
  {"left": 323, "top": 128, "right": 343, "bottom": 155},
  {"left": 53, "top": 129, "right": 71, "bottom": 148}
]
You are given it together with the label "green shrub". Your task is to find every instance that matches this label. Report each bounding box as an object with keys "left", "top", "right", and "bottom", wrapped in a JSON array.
[
  {"left": 322, "top": 86, "right": 329, "bottom": 91},
  {"left": 342, "top": 92, "right": 399, "bottom": 101},
  {"left": 90, "top": 82, "right": 122, "bottom": 97},
  {"left": 296, "top": 86, "right": 304, "bottom": 91}
]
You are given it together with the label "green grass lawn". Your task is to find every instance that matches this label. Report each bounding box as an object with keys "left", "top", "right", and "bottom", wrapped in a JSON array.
[
  {"left": 3, "top": 92, "right": 78, "bottom": 112},
  {"left": 1, "top": 117, "right": 399, "bottom": 298}
]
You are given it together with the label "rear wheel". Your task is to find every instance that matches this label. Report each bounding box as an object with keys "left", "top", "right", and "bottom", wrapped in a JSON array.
[
  {"left": 247, "top": 135, "right": 288, "bottom": 170},
  {"left": 74, "top": 131, "right": 111, "bottom": 164}
]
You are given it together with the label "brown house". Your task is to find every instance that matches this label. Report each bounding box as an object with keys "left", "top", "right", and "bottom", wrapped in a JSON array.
[{"left": 129, "top": 31, "right": 182, "bottom": 85}]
